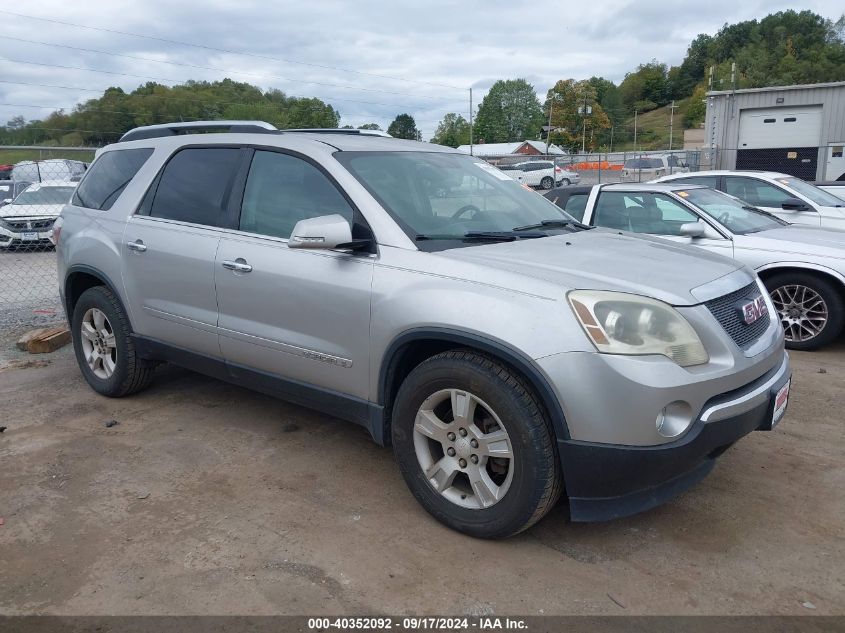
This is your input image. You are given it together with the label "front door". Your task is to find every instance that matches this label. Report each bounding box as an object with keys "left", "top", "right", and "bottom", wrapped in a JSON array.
[
  {"left": 215, "top": 149, "right": 374, "bottom": 400},
  {"left": 723, "top": 175, "right": 821, "bottom": 227},
  {"left": 121, "top": 147, "right": 244, "bottom": 358},
  {"left": 588, "top": 190, "right": 733, "bottom": 258}
]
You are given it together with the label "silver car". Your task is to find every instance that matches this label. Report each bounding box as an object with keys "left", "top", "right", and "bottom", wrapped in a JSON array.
[
  {"left": 55, "top": 121, "right": 789, "bottom": 538},
  {"left": 567, "top": 183, "right": 845, "bottom": 350}
]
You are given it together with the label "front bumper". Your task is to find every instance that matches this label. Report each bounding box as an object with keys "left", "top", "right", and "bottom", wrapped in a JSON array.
[
  {"left": 0, "top": 219, "right": 55, "bottom": 248},
  {"left": 558, "top": 351, "right": 791, "bottom": 522}
]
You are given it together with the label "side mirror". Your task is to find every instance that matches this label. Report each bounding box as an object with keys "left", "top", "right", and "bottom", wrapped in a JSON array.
[
  {"left": 288, "top": 214, "right": 367, "bottom": 251},
  {"left": 781, "top": 197, "right": 811, "bottom": 211},
  {"left": 0, "top": 198, "right": 10, "bottom": 207},
  {"left": 679, "top": 222, "right": 706, "bottom": 238}
]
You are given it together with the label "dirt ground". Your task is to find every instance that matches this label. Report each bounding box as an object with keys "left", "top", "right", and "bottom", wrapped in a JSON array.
[{"left": 0, "top": 334, "right": 843, "bottom": 617}]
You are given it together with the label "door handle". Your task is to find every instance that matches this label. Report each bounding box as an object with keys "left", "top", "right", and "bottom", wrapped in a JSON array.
[
  {"left": 221, "top": 258, "right": 253, "bottom": 273},
  {"left": 126, "top": 240, "right": 147, "bottom": 252}
]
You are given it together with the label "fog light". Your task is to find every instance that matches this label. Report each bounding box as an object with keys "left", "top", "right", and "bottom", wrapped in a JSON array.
[{"left": 656, "top": 401, "right": 694, "bottom": 438}]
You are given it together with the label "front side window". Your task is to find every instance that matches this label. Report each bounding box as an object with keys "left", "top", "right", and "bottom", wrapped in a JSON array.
[
  {"left": 725, "top": 177, "right": 792, "bottom": 208},
  {"left": 73, "top": 148, "right": 153, "bottom": 210},
  {"left": 593, "top": 191, "right": 698, "bottom": 235},
  {"left": 239, "top": 151, "right": 354, "bottom": 239},
  {"left": 681, "top": 187, "right": 786, "bottom": 234},
  {"left": 148, "top": 148, "right": 241, "bottom": 228},
  {"left": 334, "top": 151, "right": 573, "bottom": 246}
]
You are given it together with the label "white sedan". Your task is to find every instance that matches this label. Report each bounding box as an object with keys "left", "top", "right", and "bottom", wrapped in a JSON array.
[{"left": 0, "top": 180, "right": 77, "bottom": 249}]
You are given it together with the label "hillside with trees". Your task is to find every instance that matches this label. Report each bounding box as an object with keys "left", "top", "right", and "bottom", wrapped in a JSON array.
[{"left": 0, "top": 79, "right": 340, "bottom": 146}]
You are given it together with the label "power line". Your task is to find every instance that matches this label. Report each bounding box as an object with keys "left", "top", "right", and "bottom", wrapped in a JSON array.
[
  {"left": 1, "top": 34, "right": 444, "bottom": 101},
  {"left": 0, "top": 58, "right": 436, "bottom": 110},
  {"left": 0, "top": 10, "right": 464, "bottom": 91}
]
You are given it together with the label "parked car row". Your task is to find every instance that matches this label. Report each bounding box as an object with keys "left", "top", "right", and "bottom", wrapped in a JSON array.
[{"left": 55, "top": 121, "right": 791, "bottom": 538}]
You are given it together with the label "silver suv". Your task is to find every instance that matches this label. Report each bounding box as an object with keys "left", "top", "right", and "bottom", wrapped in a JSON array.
[{"left": 56, "top": 121, "right": 790, "bottom": 538}]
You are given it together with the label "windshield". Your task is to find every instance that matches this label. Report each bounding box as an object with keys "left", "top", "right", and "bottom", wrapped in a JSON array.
[
  {"left": 681, "top": 187, "right": 787, "bottom": 234},
  {"left": 776, "top": 177, "right": 844, "bottom": 207},
  {"left": 335, "top": 151, "right": 575, "bottom": 246},
  {"left": 624, "top": 158, "right": 663, "bottom": 169},
  {"left": 12, "top": 186, "right": 75, "bottom": 206}
]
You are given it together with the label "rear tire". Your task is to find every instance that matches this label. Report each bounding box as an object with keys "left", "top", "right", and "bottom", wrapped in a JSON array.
[
  {"left": 392, "top": 350, "right": 562, "bottom": 538},
  {"left": 764, "top": 272, "right": 844, "bottom": 351},
  {"left": 71, "top": 286, "right": 156, "bottom": 396},
  {"left": 540, "top": 176, "right": 554, "bottom": 190}
]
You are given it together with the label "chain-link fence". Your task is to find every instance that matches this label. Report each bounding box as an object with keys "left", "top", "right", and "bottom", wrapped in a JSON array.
[
  {"left": 472, "top": 149, "right": 710, "bottom": 188},
  {"left": 0, "top": 159, "right": 88, "bottom": 334}
]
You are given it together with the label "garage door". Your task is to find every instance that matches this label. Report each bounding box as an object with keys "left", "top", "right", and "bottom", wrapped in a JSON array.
[
  {"left": 737, "top": 106, "right": 822, "bottom": 179},
  {"left": 738, "top": 106, "right": 822, "bottom": 149}
]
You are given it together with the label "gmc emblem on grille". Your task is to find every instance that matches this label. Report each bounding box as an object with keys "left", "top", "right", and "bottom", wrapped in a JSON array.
[{"left": 740, "top": 296, "right": 768, "bottom": 325}]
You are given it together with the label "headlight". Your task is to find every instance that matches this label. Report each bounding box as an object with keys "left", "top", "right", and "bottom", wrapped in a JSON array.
[{"left": 568, "top": 290, "right": 709, "bottom": 367}]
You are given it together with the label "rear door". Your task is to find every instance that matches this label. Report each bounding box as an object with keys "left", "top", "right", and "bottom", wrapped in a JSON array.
[
  {"left": 121, "top": 147, "right": 244, "bottom": 357},
  {"left": 214, "top": 148, "right": 374, "bottom": 400}
]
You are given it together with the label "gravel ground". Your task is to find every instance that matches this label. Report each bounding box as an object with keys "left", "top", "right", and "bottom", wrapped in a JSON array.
[{"left": 0, "top": 338, "right": 843, "bottom": 616}]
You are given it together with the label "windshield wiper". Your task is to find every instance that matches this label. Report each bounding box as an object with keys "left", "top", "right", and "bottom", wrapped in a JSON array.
[
  {"left": 415, "top": 231, "right": 547, "bottom": 242},
  {"left": 741, "top": 205, "right": 788, "bottom": 223},
  {"left": 512, "top": 219, "right": 593, "bottom": 232}
]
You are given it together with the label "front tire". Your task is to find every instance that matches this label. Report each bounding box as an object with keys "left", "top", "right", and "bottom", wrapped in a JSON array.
[
  {"left": 71, "top": 286, "right": 156, "bottom": 396},
  {"left": 540, "top": 176, "right": 554, "bottom": 190},
  {"left": 765, "top": 272, "right": 844, "bottom": 350},
  {"left": 559, "top": 178, "right": 571, "bottom": 186},
  {"left": 392, "top": 350, "right": 562, "bottom": 538}
]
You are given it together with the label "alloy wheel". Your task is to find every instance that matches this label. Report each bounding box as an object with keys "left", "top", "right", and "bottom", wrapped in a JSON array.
[
  {"left": 771, "top": 284, "right": 829, "bottom": 343},
  {"left": 79, "top": 307, "right": 117, "bottom": 379},
  {"left": 413, "top": 389, "right": 514, "bottom": 509}
]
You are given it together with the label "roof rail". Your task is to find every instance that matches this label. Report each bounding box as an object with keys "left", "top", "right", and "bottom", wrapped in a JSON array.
[
  {"left": 285, "top": 128, "right": 392, "bottom": 138},
  {"left": 119, "top": 120, "right": 278, "bottom": 143}
]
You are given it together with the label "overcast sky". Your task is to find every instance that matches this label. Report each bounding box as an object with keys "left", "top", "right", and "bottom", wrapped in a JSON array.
[{"left": 1, "top": 1, "right": 842, "bottom": 141}]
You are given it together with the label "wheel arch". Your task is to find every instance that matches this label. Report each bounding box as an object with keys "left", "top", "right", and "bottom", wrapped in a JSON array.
[
  {"left": 64, "top": 265, "right": 132, "bottom": 330},
  {"left": 756, "top": 262, "right": 845, "bottom": 297},
  {"left": 377, "top": 328, "right": 571, "bottom": 445}
]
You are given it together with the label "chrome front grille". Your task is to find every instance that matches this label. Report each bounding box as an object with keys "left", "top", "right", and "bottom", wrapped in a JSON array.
[{"left": 705, "top": 282, "right": 771, "bottom": 350}]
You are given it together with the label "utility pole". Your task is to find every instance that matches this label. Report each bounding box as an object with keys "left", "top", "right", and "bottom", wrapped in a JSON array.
[
  {"left": 668, "top": 100, "right": 678, "bottom": 150},
  {"left": 469, "top": 88, "right": 473, "bottom": 156},
  {"left": 609, "top": 125, "right": 614, "bottom": 153},
  {"left": 580, "top": 91, "right": 589, "bottom": 154},
  {"left": 546, "top": 90, "right": 554, "bottom": 154},
  {"left": 633, "top": 109, "right": 638, "bottom": 152}
]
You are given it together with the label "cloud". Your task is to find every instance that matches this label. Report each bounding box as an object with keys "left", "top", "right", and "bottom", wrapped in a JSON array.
[{"left": 0, "top": 0, "right": 841, "bottom": 140}]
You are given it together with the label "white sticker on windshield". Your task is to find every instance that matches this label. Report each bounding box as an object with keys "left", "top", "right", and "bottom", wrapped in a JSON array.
[{"left": 474, "top": 161, "right": 513, "bottom": 181}]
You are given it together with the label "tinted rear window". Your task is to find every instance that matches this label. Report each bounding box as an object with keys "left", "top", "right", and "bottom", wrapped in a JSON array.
[
  {"left": 148, "top": 148, "right": 241, "bottom": 227},
  {"left": 73, "top": 148, "right": 153, "bottom": 210}
]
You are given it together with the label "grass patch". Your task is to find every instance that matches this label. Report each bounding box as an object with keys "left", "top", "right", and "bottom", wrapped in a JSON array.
[{"left": 0, "top": 149, "right": 96, "bottom": 165}]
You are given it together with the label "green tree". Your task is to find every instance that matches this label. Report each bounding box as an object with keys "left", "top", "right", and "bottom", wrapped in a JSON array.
[
  {"left": 430, "top": 113, "right": 471, "bottom": 147},
  {"left": 473, "top": 79, "right": 544, "bottom": 143},
  {"left": 387, "top": 113, "right": 422, "bottom": 140},
  {"left": 543, "top": 79, "right": 612, "bottom": 152},
  {"left": 620, "top": 61, "right": 669, "bottom": 112},
  {"left": 358, "top": 123, "right": 382, "bottom": 130}
]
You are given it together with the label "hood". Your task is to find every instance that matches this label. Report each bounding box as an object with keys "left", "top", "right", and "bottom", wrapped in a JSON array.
[
  {"left": 743, "top": 226, "right": 845, "bottom": 261},
  {"left": 0, "top": 204, "right": 63, "bottom": 219},
  {"left": 436, "top": 229, "right": 747, "bottom": 306}
]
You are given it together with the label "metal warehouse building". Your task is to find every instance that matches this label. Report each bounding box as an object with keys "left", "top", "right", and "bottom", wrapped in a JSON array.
[{"left": 705, "top": 81, "right": 845, "bottom": 181}]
